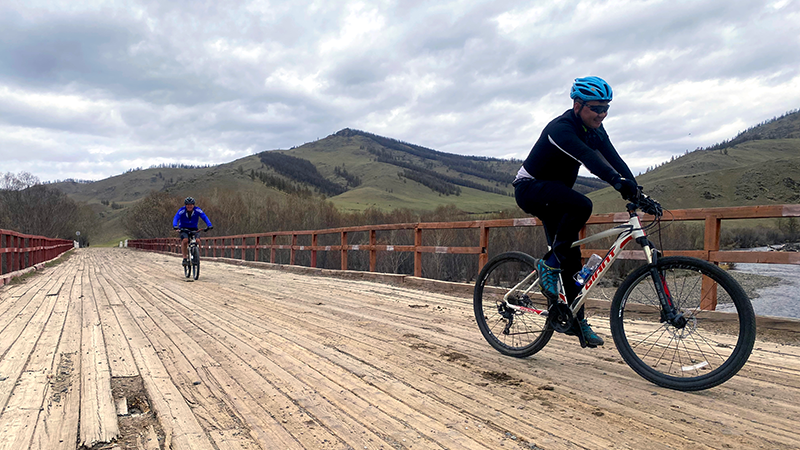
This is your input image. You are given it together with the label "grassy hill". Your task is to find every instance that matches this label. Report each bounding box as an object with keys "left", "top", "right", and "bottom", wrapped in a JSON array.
[
  {"left": 48, "top": 109, "right": 800, "bottom": 244},
  {"left": 50, "top": 129, "right": 609, "bottom": 223},
  {"left": 588, "top": 111, "right": 800, "bottom": 214}
]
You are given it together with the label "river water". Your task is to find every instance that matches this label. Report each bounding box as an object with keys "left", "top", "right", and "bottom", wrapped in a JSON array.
[{"left": 729, "top": 246, "right": 800, "bottom": 319}]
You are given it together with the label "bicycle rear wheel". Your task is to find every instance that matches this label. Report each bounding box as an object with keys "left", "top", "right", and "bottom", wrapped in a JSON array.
[
  {"left": 610, "top": 256, "right": 755, "bottom": 391},
  {"left": 474, "top": 252, "right": 553, "bottom": 357},
  {"left": 191, "top": 247, "right": 200, "bottom": 280}
]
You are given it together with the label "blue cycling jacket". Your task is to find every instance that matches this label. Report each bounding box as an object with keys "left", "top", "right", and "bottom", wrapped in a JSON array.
[{"left": 172, "top": 206, "right": 213, "bottom": 229}]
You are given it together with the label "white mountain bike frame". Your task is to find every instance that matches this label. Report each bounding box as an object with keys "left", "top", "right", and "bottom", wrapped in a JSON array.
[{"left": 503, "top": 213, "right": 650, "bottom": 317}]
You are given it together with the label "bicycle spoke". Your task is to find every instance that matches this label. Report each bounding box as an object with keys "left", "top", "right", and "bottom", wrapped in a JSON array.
[
  {"left": 611, "top": 256, "right": 755, "bottom": 390},
  {"left": 474, "top": 252, "right": 553, "bottom": 358}
]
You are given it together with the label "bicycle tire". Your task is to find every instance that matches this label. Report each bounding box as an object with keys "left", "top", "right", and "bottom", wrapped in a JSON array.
[
  {"left": 191, "top": 246, "right": 200, "bottom": 280},
  {"left": 183, "top": 254, "right": 191, "bottom": 278},
  {"left": 610, "top": 256, "right": 755, "bottom": 391},
  {"left": 474, "top": 252, "right": 553, "bottom": 357}
]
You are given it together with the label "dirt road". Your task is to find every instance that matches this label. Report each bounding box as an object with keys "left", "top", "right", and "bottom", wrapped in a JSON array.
[{"left": 1, "top": 248, "right": 799, "bottom": 449}]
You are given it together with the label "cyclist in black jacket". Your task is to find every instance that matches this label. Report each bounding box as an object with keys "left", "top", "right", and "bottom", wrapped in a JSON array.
[{"left": 513, "top": 76, "right": 639, "bottom": 347}]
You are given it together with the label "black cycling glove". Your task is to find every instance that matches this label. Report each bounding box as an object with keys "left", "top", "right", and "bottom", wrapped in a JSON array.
[{"left": 612, "top": 176, "right": 639, "bottom": 201}]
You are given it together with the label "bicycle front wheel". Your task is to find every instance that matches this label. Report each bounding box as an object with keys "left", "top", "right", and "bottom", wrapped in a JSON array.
[
  {"left": 474, "top": 252, "right": 553, "bottom": 358},
  {"left": 184, "top": 255, "right": 191, "bottom": 278},
  {"left": 191, "top": 247, "right": 200, "bottom": 280},
  {"left": 610, "top": 256, "right": 755, "bottom": 391}
]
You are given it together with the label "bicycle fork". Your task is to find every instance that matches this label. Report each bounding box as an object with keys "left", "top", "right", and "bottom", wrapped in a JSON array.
[{"left": 642, "top": 239, "right": 687, "bottom": 329}]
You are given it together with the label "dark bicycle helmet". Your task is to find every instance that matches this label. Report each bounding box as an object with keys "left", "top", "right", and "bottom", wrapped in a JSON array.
[
  {"left": 184, "top": 197, "right": 195, "bottom": 205},
  {"left": 570, "top": 76, "right": 613, "bottom": 102}
]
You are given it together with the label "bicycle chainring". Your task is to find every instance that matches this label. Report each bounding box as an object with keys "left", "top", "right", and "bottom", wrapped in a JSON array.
[{"left": 548, "top": 303, "right": 574, "bottom": 333}]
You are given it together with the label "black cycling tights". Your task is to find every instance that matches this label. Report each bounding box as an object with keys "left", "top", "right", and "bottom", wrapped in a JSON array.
[{"left": 514, "top": 179, "right": 593, "bottom": 315}]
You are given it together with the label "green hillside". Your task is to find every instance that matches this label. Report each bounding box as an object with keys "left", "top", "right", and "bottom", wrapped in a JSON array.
[
  {"left": 51, "top": 128, "right": 611, "bottom": 216},
  {"left": 47, "top": 108, "right": 800, "bottom": 244},
  {"left": 588, "top": 112, "right": 800, "bottom": 213}
]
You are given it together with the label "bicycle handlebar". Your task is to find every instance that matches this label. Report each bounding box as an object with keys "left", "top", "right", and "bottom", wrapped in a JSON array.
[
  {"left": 177, "top": 227, "right": 210, "bottom": 233},
  {"left": 627, "top": 191, "right": 663, "bottom": 217}
]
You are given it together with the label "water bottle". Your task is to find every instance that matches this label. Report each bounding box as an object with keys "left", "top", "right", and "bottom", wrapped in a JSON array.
[{"left": 574, "top": 254, "right": 603, "bottom": 286}]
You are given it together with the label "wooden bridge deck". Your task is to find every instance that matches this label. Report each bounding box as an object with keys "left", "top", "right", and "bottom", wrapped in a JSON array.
[{"left": 1, "top": 248, "right": 799, "bottom": 450}]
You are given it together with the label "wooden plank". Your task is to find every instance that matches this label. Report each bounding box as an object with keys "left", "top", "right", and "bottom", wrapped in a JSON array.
[
  {"left": 0, "top": 371, "right": 50, "bottom": 450},
  {"left": 133, "top": 281, "right": 337, "bottom": 449},
  {"left": 0, "top": 287, "right": 60, "bottom": 416},
  {"left": 98, "top": 251, "right": 216, "bottom": 450},
  {"left": 202, "top": 366, "right": 305, "bottom": 450},
  {"left": 204, "top": 269, "right": 798, "bottom": 449},
  {"left": 79, "top": 265, "right": 119, "bottom": 447},
  {"left": 134, "top": 346, "right": 216, "bottom": 450},
  {"left": 30, "top": 254, "right": 84, "bottom": 450},
  {"left": 206, "top": 428, "right": 263, "bottom": 450},
  {"left": 0, "top": 261, "right": 76, "bottom": 449},
  {"left": 89, "top": 263, "right": 138, "bottom": 377},
  {"left": 138, "top": 424, "right": 160, "bottom": 450},
  {"left": 0, "top": 277, "right": 72, "bottom": 450},
  {"left": 152, "top": 281, "right": 492, "bottom": 450},
  {"left": 142, "top": 283, "right": 372, "bottom": 449},
  {"left": 196, "top": 283, "right": 631, "bottom": 449},
  {"left": 108, "top": 275, "right": 260, "bottom": 441},
  {"left": 46, "top": 248, "right": 800, "bottom": 450},
  {"left": 0, "top": 276, "right": 52, "bottom": 357}
]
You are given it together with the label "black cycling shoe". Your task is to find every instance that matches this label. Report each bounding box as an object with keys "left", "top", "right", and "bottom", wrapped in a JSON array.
[{"left": 182, "top": 258, "right": 189, "bottom": 266}]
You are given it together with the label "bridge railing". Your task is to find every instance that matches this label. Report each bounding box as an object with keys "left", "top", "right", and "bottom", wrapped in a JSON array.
[
  {"left": 0, "top": 229, "right": 74, "bottom": 283},
  {"left": 129, "top": 204, "right": 800, "bottom": 308}
]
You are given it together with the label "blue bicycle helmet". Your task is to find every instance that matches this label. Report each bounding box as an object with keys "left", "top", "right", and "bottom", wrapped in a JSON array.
[{"left": 570, "top": 76, "right": 613, "bottom": 102}]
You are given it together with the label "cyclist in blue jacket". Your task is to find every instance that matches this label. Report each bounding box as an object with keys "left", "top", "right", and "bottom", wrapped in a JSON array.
[
  {"left": 172, "top": 197, "right": 213, "bottom": 266},
  {"left": 513, "top": 76, "right": 640, "bottom": 347}
]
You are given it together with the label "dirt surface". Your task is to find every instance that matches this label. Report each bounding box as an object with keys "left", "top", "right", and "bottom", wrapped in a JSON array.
[
  {"left": 101, "top": 376, "right": 164, "bottom": 450},
  {"left": 1, "top": 248, "right": 800, "bottom": 450}
]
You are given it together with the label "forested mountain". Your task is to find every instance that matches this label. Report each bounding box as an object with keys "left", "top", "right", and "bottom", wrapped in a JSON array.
[{"left": 40, "top": 108, "right": 800, "bottom": 243}]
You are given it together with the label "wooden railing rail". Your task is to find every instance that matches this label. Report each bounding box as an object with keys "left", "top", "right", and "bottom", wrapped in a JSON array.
[
  {"left": 0, "top": 229, "right": 74, "bottom": 278},
  {"left": 129, "top": 204, "right": 800, "bottom": 281}
]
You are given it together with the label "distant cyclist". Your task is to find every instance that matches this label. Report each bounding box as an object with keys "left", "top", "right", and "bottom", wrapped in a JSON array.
[
  {"left": 513, "top": 76, "right": 640, "bottom": 347},
  {"left": 172, "top": 197, "right": 213, "bottom": 266}
]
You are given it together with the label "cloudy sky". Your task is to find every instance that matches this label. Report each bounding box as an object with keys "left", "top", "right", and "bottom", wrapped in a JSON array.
[{"left": 2, "top": 0, "right": 799, "bottom": 182}]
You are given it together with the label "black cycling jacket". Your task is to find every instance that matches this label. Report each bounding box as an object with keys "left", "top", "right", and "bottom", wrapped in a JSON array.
[{"left": 521, "top": 109, "right": 635, "bottom": 188}]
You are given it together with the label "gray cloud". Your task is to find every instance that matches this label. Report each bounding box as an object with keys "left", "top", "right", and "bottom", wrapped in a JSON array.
[{"left": 1, "top": 0, "right": 799, "bottom": 182}]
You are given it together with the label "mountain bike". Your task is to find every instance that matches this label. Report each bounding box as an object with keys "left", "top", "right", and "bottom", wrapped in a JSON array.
[
  {"left": 473, "top": 194, "right": 756, "bottom": 391},
  {"left": 179, "top": 228, "right": 207, "bottom": 280}
]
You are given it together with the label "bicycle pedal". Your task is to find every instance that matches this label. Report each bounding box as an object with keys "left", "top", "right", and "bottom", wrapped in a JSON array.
[{"left": 573, "top": 323, "right": 589, "bottom": 348}]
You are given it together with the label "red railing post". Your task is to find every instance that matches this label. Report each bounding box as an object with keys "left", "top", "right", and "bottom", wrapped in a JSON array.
[
  {"left": 1, "top": 233, "right": 7, "bottom": 275},
  {"left": 414, "top": 226, "right": 422, "bottom": 277},
  {"left": 701, "top": 215, "right": 722, "bottom": 310},
  {"left": 369, "top": 229, "right": 377, "bottom": 272},
  {"left": 270, "top": 235, "right": 276, "bottom": 263},
  {"left": 479, "top": 225, "right": 489, "bottom": 272},
  {"left": 311, "top": 233, "right": 318, "bottom": 268},
  {"left": 255, "top": 236, "right": 260, "bottom": 262},
  {"left": 341, "top": 232, "right": 348, "bottom": 270},
  {"left": 290, "top": 234, "right": 297, "bottom": 265},
  {"left": 13, "top": 235, "right": 20, "bottom": 271}
]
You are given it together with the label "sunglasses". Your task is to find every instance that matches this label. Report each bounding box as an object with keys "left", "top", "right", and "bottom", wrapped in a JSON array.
[{"left": 583, "top": 103, "right": 610, "bottom": 114}]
